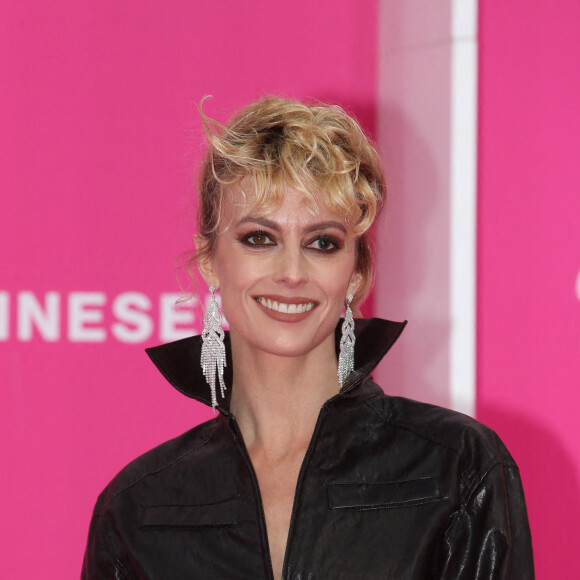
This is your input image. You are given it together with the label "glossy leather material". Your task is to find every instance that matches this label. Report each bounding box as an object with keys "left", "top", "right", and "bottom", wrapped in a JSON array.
[{"left": 82, "top": 318, "right": 534, "bottom": 579}]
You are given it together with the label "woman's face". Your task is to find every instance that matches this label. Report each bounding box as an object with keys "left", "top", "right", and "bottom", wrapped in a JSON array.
[{"left": 198, "top": 184, "right": 362, "bottom": 360}]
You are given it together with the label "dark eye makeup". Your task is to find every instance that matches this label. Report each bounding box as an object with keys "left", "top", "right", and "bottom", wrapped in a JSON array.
[
  {"left": 238, "top": 230, "right": 343, "bottom": 253},
  {"left": 240, "top": 230, "right": 276, "bottom": 247},
  {"left": 305, "top": 234, "right": 341, "bottom": 253}
]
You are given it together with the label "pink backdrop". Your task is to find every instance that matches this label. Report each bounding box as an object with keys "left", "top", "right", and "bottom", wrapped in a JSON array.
[
  {"left": 478, "top": 1, "right": 580, "bottom": 577},
  {"left": 2, "top": 1, "right": 579, "bottom": 578},
  {"left": 0, "top": 2, "right": 378, "bottom": 577}
]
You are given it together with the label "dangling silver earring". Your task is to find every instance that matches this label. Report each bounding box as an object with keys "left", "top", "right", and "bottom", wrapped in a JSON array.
[
  {"left": 201, "top": 285, "right": 227, "bottom": 412},
  {"left": 338, "top": 293, "right": 355, "bottom": 388}
]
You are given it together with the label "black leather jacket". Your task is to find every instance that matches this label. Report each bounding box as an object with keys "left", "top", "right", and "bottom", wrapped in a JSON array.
[{"left": 82, "top": 318, "right": 534, "bottom": 579}]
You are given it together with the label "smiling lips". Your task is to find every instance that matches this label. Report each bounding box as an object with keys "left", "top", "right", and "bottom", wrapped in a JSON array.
[{"left": 254, "top": 296, "right": 317, "bottom": 322}]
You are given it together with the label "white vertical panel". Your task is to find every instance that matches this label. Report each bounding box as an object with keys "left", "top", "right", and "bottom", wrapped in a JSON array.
[
  {"left": 374, "top": 0, "right": 478, "bottom": 415},
  {"left": 450, "top": 0, "right": 478, "bottom": 415}
]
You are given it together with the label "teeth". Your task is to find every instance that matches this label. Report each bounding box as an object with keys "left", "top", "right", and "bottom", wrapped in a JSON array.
[{"left": 256, "top": 297, "right": 314, "bottom": 314}]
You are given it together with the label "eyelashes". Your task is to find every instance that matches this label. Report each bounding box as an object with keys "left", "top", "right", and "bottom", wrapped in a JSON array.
[
  {"left": 242, "top": 231, "right": 276, "bottom": 247},
  {"left": 239, "top": 230, "right": 342, "bottom": 253},
  {"left": 308, "top": 235, "right": 340, "bottom": 252}
]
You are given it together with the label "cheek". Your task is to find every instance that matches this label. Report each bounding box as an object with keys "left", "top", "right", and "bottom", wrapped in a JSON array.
[
  {"left": 319, "top": 258, "right": 357, "bottom": 301},
  {"left": 214, "top": 247, "right": 261, "bottom": 295},
  {"left": 213, "top": 243, "right": 241, "bottom": 286}
]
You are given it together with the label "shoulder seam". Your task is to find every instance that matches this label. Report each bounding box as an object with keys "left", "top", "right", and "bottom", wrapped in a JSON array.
[
  {"left": 365, "top": 397, "right": 463, "bottom": 454},
  {"left": 384, "top": 416, "right": 463, "bottom": 456}
]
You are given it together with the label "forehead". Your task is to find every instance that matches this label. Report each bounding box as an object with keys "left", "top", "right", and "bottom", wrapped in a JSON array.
[{"left": 223, "top": 182, "right": 347, "bottom": 227}]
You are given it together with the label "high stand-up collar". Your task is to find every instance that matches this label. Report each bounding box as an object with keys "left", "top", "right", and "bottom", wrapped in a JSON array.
[{"left": 146, "top": 317, "right": 407, "bottom": 415}]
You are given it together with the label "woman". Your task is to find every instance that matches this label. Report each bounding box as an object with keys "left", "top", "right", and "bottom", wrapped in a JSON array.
[{"left": 82, "top": 97, "right": 534, "bottom": 579}]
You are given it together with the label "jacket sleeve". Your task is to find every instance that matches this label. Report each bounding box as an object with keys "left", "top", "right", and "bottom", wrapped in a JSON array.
[
  {"left": 438, "top": 456, "right": 534, "bottom": 579},
  {"left": 81, "top": 502, "right": 137, "bottom": 580}
]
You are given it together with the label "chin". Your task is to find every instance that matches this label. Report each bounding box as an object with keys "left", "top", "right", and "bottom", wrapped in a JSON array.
[{"left": 251, "top": 325, "right": 336, "bottom": 359}]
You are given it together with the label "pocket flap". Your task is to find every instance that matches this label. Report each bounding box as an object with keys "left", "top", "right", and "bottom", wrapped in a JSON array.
[
  {"left": 327, "top": 477, "right": 441, "bottom": 511},
  {"left": 141, "top": 498, "right": 240, "bottom": 528}
]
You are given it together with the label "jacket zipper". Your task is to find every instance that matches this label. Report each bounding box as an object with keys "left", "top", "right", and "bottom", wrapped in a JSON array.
[
  {"left": 227, "top": 376, "right": 365, "bottom": 580},
  {"left": 280, "top": 403, "right": 329, "bottom": 579},
  {"left": 281, "top": 377, "right": 368, "bottom": 578},
  {"left": 229, "top": 415, "right": 275, "bottom": 580}
]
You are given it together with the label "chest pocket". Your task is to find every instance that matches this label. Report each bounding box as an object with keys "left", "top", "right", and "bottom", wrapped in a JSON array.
[
  {"left": 140, "top": 498, "right": 240, "bottom": 528},
  {"left": 326, "top": 477, "right": 442, "bottom": 511}
]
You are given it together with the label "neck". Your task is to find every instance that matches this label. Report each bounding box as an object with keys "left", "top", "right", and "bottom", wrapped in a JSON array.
[{"left": 229, "top": 330, "right": 339, "bottom": 459}]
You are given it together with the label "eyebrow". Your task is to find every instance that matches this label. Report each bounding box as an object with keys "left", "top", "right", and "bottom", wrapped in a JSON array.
[{"left": 237, "top": 216, "right": 347, "bottom": 234}]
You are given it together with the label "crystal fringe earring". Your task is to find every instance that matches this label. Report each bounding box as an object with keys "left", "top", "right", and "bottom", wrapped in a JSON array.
[
  {"left": 201, "top": 285, "right": 227, "bottom": 412},
  {"left": 338, "top": 293, "right": 355, "bottom": 388}
]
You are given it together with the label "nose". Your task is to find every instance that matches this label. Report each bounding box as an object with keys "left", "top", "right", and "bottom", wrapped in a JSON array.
[{"left": 273, "top": 244, "right": 309, "bottom": 287}]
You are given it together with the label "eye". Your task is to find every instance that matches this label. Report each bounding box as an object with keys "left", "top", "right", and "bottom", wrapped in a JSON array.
[
  {"left": 243, "top": 231, "right": 275, "bottom": 246},
  {"left": 307, "top": 235, "right": 340, "bottom": 252}
]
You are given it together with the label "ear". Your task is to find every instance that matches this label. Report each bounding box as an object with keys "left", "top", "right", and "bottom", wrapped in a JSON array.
[
  {"left": 194, "top": 234, "right": 220, "bottom": 290},
  {"left": 347, "top": 270, "right": 364, "bottom": 317},
  {"left": 347, "top": 269, "right": 363, "bottom": 299}
]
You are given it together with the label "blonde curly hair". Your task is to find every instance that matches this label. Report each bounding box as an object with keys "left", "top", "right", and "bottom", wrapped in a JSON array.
[{"left": 193, "top": 96, "right": 386, "bottom": 306}]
